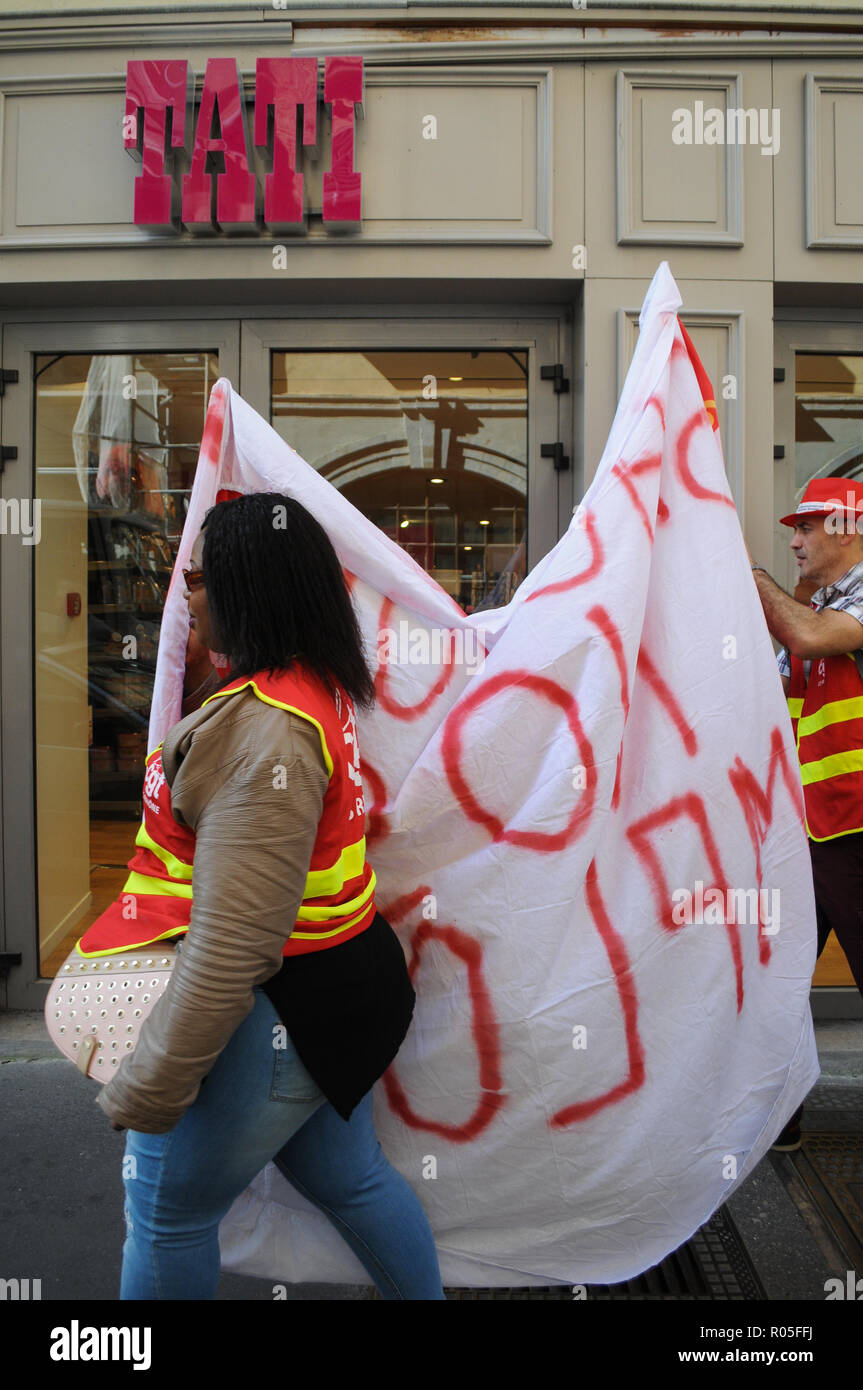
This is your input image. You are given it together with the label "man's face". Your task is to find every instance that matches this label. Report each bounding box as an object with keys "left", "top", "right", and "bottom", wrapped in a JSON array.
[{"left": 789, "top": 515, "right": 859, "bottom": 587}]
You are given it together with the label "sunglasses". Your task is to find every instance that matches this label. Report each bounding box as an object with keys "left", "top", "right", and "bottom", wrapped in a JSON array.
[{"left": 182, "top": 567, "right": 206, "bottom": 593}]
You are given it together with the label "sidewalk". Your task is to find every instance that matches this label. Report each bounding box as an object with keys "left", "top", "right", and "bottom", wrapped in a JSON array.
[
  {"left": 723, "top": 1020, "right": 863, "bottom": 1301},
  {"left": 1, "top": 1010, "right": 860, "bottom": 1301}
]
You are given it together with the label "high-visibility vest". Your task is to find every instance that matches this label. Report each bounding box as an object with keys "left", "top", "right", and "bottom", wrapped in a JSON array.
[
  {"left": 76, "top": 663, "right": 376, "bottom": 958},
  {"left": 787, "top": 649, "right": 863, "bottom": 841}
]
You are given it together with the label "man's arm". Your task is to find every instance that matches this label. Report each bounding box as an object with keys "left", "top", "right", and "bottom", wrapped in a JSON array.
[{"left": 751, "top": 569, "right": 863, "bottom": 660}]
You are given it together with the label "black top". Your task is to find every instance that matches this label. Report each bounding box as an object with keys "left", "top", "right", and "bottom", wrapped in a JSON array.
[{"left": 261, "top": 909, "right": 416, "bottom": 1121}]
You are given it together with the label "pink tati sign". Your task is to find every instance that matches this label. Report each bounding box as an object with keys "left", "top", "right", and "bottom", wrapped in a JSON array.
[{"left": 123, "top": 56, "right": 363, "bottom": 233}]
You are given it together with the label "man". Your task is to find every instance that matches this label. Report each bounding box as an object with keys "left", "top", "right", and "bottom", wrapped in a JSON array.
[{"left": 750, "top": 476, "right": 863, "bottom": 1149}]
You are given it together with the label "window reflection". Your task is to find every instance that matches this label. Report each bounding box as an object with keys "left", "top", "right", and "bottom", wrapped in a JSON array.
[
  {"left": 271, "top": 350, "right": 528, "bottom": 612},
  {"left": 35, "top": 351, "right": 217, "bottom": 974},
  {"left": 795, "top": 354, "right": 863, "bottom": 489},
  {"left": 794, "top": 352, "right": 862, "bottom": 990}
]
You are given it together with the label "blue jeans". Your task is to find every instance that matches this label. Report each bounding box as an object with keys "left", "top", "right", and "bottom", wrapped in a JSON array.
[{"left": 120, "top": 986, "right": 445, "bottom": 1300}]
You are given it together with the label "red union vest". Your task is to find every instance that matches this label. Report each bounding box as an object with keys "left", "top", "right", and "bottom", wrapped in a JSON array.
[
  {"left": 787, "top": 649, "right": 863, "bottom": 841},
  {"left": 75, "top": 744, "right": 194, "bottom": 957},
  {"left": 76, "top": 663, "right": 376, "bottom": 958}
]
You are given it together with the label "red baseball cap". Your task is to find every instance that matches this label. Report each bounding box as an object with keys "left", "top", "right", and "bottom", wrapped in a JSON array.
[{"left": 779, "top": 476, "right": 863, "bottom": 528}]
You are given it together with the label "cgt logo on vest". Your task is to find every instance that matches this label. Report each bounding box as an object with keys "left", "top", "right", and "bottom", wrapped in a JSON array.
[
  {"left": 123, "top": 56, "right": 363, "bottom": 233},
  {"left": 334, "top": 686, "right": 365, "bottom": 822},
  {"left": 143, "top": 757, "right": 166, "bottom": 815}
]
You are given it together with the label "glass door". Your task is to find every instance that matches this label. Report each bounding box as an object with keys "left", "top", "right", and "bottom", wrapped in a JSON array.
[
  {"left": 2, "top": 311, "right": 568, "bottom": 1008},
  {"left": 1, "top": 322, "right": 239, "bottom": 1007},
  {"left": 775, "top": 318, "right": 863, "bottom": 1009},
  {"left": 240, "top": 317, "right": 569, "bottom": 611}
]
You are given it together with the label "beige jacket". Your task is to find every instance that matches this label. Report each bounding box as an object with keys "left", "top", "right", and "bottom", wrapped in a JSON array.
[{"left": 95, "top": 683, "right": 330, "bottom": 1134}]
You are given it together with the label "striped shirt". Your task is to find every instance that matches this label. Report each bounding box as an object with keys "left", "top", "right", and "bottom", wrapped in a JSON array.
[{"left": 777, "top": 558, "right": 863, "bottom": 680}]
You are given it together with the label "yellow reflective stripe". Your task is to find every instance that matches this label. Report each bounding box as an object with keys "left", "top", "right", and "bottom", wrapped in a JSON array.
[
  {"left": 291, "top": 894, "right": 376, "bottom": 941},
  {"left": 135, "top": 820, "right": 193, "bottom": 882},
  {"left": 797, "top": 695, "right": 863, "bottom": 739},
  {"left": 787, "top": 698, "right": 804, "bottom": 718},
  {"left": 203, "top": 677, "right": 334, "bottom": 777},
  {"left": 296, "top": 869, "right": 376, "bottom": 923},
  {"left": 304, "top": 837, "right": 367, "bottom": 897},
  {"left": 800, "top": 748, "right": 863, "bottom": 785},
  {"left": 807, "top": 821, "right": 863, "bottom": 842},
  {"left": 74, "top": 927, "right": 187, "bottom": 959},
  {"left": 122, "top": 870, "right": 194, "bottom": 901}
]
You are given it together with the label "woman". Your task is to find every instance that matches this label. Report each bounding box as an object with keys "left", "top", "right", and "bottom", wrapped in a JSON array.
[
  {"left": 95, "top": 492, "right": 445, "bottom": 1301},
  {"left": 180, "top": 618, "right": 221, "bottom": 716}
]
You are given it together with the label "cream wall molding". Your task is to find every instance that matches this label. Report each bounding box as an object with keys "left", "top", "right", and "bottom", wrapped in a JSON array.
[
  {"left": 616, "top": 68, "right": 743, "bottom": 247},
  {"left": 616, "top": 305, "right": 744, "bottom": 506},
  {"left": 2, "top": 2, "right": 863, "bottom": 17},
  {"left": 3, "top": 26, "right": 863, "bottom": 60},
  {"left": 0, "top": 64, "right": 552, "bottom": 251},
  {"left": 805, "top": 72, "right": 863, "bottom": 249},
  {"left": 0, "top": 22, "right": 291, "bottom": 52}
]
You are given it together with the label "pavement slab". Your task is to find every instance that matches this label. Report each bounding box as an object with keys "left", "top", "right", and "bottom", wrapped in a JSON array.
[{"left": 1, "top": 1010, "right": 860, "bottom": 1301}]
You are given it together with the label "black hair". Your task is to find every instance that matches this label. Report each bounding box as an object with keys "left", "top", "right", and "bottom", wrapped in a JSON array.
[{"left": 199, "top": 492, "right": 376, "bottom": 710}]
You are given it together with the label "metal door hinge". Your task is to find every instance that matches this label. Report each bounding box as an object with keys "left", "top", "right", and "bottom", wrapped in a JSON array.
[
  {"left": 773, "top": 367, "right": 785, "bottom": 383},
  {"left": 774, "top": 445, "right": 785, "bottom": 460},
  {"left": 0, "top": 445, "right": 18, "bottom": 472},
  {"left": 0, "top": 369, "right": 18, "bottom": 396},
  {"left": 0, "top": 952, "right": 22, "bottom": 977},
  {"left": 540, "top": 364, "right": 570, "bottom": 394},
  {"left": 541, "top": 442, "right": 570, "bottom": 472}
]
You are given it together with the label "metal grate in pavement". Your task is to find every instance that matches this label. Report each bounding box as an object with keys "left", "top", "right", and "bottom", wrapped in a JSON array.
[
  {"left": 804, "top": 1086, "right": 863, "bottom": 1125},
  {"left": 582, "top": 1206, "right": 764, "bottom": 1300},
  {"left": 799, "top": 1133, "right": 863, "bottom": 1258},
  {"left": 444, "top": 1206, "right": 764, "bottom": 1300}
]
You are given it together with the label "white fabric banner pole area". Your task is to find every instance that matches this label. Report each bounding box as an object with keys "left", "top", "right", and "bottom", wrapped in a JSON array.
[{"left": 148, "top": 261, "right": 819, "bottom": 1288}]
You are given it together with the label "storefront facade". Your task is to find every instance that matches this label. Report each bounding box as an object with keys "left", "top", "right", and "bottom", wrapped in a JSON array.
[{"left": 1, "top": 1, "right": 862, "bottom": 1013}]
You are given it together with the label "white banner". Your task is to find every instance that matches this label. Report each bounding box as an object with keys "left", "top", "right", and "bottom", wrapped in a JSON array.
[{"left": 149, "top": 262, "right": 819, "bottom": 1287}]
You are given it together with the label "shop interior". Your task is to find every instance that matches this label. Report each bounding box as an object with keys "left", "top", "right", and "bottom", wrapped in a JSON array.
[
  {"left": 32, "top": 342, "right": 856, "bottom": 988},
  {"left": 35, "top": 346, "right": 528, "bottom": 974}
]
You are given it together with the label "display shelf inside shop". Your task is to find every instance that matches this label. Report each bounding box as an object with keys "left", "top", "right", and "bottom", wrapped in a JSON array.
[{"left": 87, "top": 507, "right": 173, "bottom": 820}]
